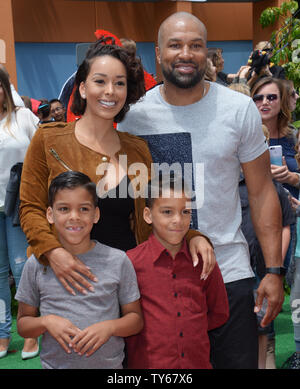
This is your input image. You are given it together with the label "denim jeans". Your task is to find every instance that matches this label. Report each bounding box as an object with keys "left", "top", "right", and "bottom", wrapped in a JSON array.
[{"left": 0, "top": 211, "right": 28, "bottom": 338}]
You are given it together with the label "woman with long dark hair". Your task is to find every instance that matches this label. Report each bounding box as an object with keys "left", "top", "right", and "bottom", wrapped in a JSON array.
[{"left": 0, "top": 67, "right": 39, "bottom": 359}]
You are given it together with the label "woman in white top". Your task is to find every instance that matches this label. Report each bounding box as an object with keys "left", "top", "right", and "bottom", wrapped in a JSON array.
[{"left": 0, "top": 68, "right": 39, "bottom": 359}]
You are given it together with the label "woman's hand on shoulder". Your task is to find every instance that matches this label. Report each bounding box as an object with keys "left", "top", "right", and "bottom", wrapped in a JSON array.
[
  {"left": 45, "top": 247, "right": 98, "bottom": 295},
  {"left": 189, "top": 235, "right": 216, "bottom": 280}
]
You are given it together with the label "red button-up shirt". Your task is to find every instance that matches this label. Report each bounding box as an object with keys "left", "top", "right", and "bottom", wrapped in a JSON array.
[{"left": 126, "top": 234, "right": 229, "bottom": 369}]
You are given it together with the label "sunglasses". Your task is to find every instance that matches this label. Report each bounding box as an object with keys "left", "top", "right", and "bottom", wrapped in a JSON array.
[
  {"left": 253, "top": 94, "right": 278, "bottom": 103},
  {"left": 291, "top": 90, "right": 299, "bottom": 98}
]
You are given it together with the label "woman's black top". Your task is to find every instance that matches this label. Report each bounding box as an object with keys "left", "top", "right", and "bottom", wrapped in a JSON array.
[{"left": 91, "top": 175, "right": 137, "bottom": 251}]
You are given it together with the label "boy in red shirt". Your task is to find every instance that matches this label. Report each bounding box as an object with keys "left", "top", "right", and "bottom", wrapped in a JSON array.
[{"left": 126, "top": 174, "right": 229, "bottom": 369}]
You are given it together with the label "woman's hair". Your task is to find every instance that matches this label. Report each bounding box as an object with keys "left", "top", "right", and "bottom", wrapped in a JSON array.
[
  {"left": 21, "top": 95, "right": 32, "bottom": 111},
  {"left": 120, "top": 38, "right": 137, "bottom": 55},
  {"left": 71, "top": 37, "right": 145, "bottom": 123},
  {"left": 207, "top": 47, "right": 223, "bottom": 71},
  {"left": 228, "top": 82, "right": 251, "bottom": 96},
  {"left": 205, "top": 58, "right": 217, "bottom": 82},
  {"left": 254, "top": 41, "right": 273, "bottom": 52},
  {"left": 281, "top": 79, "right": 296, "bottom": 98},
  {"left": 262, "top": 124, "right": 270, "bottom": 144},
  {"left": 0, "top": 67, "right": 16, "bottom": 132},
  {"left": 250, "top": 76, "right": 292, "bottom": 137},
  {"left": 295, "top": 129, "right": 300, "bottom": 168}
]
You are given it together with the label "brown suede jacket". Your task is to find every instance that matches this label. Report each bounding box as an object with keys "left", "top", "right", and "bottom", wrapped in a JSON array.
[{"left": 20, "top": 121, "right": 210, "bottom": 265}]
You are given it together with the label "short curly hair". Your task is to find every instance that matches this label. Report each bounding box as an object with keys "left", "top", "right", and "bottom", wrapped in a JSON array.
[{"left": 71, "top": 37, "right": 145, "bottom": 123}]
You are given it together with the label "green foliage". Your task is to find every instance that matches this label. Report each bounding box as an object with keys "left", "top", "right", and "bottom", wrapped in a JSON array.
[
  {"left": 259, "top": 1, "right": 300, "bottom": 119},
  {"left": 283, "top": 279, "right": 291, "bottom": 296},
  {"left": 260, "top": 1, "right": 298, "bottom": 27}
]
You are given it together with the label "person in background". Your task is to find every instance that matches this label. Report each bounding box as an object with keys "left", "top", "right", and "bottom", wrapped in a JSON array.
[
  {"left": 207, "top": 47, "right": 228, "bottom": 86},
  {"left": 251, "top": 77, "right": 299, "bottom": 200},
  {"left": 0, "top": 67, "right": 39, "bottom": 360},
  {"left": 37, "top": 100, "right": 55, "bottom": 124},
  {"left": 240, "top": 125, "right": 294, "bottom": 369},
  {"left": 49, "top": 99, "right": 66, "bottom": 122},
  {"left": 251, "top": 76, "right": 299, "bottom": 367},
  {"left": 0, "top": 65, "right": 25, "bottom": 108},
  {"left": 205, "top": 58, "right": 217, "bottom": 83},
  {"left": 284, "top": 129, "right": 300, "bottom": 369},
  {"left": 21, "top": 96, "right": 32, "bottom": 111}
]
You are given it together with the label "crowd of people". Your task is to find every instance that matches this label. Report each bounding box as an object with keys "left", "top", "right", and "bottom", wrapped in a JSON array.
[{"left": 1, "top": 11, "right": 300, "bottom": 369}]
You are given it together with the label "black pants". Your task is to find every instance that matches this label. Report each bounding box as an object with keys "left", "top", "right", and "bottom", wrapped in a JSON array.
[{"left": 209, "top": 277, "right": 258, "bottom": 369}]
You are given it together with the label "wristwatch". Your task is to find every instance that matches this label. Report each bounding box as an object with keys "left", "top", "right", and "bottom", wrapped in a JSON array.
[{"left": 265, "top": 267, "right": 286, "bottom": 276}]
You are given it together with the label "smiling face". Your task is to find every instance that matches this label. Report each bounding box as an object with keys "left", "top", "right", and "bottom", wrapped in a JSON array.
[
  {"left": 47, "top": 187, "right": 100, "bottom": 255},
  {"left": 79, "top": 55, "right": 127, "bottom": 121},
  {"left": 143, "top": 191, "right": 192, "bottom": 257},
  {"left": 253, "top": 82, "right": 281, "bottom": 123},
  {"left": 156, "top": 15, "right": 208, "bottom": 89}
]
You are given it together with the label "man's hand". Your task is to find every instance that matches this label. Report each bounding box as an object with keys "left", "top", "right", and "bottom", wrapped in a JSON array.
[
  {"left": 42, "top": 315, "right": 82, "bottom": 354},
  {"left": 189, "top": 236, "right": 216, "bottom": 280},
  {"left": 254, "top": 274, "right": 284, "bottom": 327},
  {"left": 45, "top": 247, "right": 98, "bottom": 295},
  {"left": 70, "top": 321, "right": 113, "bottom": 357}
]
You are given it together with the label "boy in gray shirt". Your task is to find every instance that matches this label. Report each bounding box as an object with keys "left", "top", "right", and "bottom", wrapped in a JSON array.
[{"left": 15, "top": 171, "right": 143, "bottom": 369}]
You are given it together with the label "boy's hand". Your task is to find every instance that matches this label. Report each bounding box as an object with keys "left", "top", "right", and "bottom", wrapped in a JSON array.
[
  {"left": 189, "top": 236, "right": 216, "bottom": 280},
  {"left": 45, "top": 247, "right": 98, "bottom": 295},
  {"left": 70, "top": 321, "right": 113, "bottom": 357},
  {"left": 43, "top": 314, "right": 82, "bottom": 354}
]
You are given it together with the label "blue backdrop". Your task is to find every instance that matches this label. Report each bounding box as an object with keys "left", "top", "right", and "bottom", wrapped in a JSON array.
[{"left": 15, "top": 40, "right": 253, "bottom": 101}]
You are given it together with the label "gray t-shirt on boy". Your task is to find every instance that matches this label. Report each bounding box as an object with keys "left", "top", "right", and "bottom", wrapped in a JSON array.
[
  {"left": 15, "top": 241, "right": 140, "bottom": 369},
  {"left": 119, "top": 82, "right": 267, "bottom": 284}
]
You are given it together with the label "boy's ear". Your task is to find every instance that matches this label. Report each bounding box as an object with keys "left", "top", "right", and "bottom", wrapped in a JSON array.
[
  {"left": 46, "top": 207, "right": 54, "bottom": 224},
  {"left": 143, "top": 207, "right": 152, "bottom": 225},
  {"left": 94, "top": 207, "right": 100, "bottom": 224}
]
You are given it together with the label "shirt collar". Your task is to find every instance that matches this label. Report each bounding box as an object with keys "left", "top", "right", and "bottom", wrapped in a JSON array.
[{"left": 148, "top": 233, "right": 191, "bottom": 263}]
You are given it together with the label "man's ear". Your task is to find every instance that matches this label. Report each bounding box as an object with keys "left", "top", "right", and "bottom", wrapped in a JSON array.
[
  {"left": 46, "top": 207, "right": 54, "bottom": 224},
  {"left": 143, "top": 207, "right": 152, "bottom": 225},
  {"left": 155, "top": 46, "right": 161, "bottom": 65}
]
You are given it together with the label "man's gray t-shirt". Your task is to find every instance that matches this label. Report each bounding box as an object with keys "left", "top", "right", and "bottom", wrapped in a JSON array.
[
  {"left": 15, "top": 242, "right": 140, "bottom": 369},
  {"left": 119, "top": 82, "right": 267, "bottom": 283}
]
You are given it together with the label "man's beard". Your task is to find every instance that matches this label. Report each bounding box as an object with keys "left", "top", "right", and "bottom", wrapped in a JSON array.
[{"left": 161, "top": 61, "right": 205, "bottom": 89}]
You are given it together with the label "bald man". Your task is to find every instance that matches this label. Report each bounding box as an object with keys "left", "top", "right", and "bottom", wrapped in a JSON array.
[{"left": 119, "top": 12, "right": 284, "bottom": 369}]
